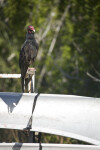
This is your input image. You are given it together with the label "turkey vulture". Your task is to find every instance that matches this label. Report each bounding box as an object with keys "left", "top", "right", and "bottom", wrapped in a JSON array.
[{"left": 19, "top": 25, "right": 38, "bottom": 92}]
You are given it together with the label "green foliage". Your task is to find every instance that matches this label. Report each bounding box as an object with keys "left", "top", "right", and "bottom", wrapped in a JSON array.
[{"left": 0, "top": 0, "right": 100, "bottom": 143}]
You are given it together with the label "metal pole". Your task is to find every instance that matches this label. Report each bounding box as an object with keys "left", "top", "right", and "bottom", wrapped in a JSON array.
[
  {"left": 27, "top": 68, "right": 36, "bottom": 142},
  {"left": 31, "top": 72, "right": 35, "bottom": 93},
  {"left": 27, "top": 68, "right": 36, "bottom": 93}
]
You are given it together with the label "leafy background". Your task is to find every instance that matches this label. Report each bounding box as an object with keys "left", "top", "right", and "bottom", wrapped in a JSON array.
[{"left": 0, "top": 0, "right": 100, "bottom": 144}]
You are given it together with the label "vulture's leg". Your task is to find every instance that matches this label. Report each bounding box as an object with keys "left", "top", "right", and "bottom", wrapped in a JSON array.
[{"left": 21, "top": 77, "right": 25, "bottom": 93}]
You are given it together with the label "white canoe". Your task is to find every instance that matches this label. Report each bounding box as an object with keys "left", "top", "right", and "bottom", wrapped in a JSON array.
[{"left": 0, "top": 92, "right": 100, "bottom": 145}]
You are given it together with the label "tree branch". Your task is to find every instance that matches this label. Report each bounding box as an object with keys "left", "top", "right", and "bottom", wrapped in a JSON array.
[
  {"left": 72, "top": 41, "right": 82, "bottom": 53},
  {"left": 86, "top": 72, "right": 100, "bottom": 82},
  {"left": 56, "top": 65, "right": 80, "bottom": 80},
  {"left": 48, "top": 4, "right": 71, "bottom": 55},
  {"left": 37, "top": 4, "right": 71, "bottom": 88},
  {"left": 92, "top": 65, "right": 100, "bottom": 77}
]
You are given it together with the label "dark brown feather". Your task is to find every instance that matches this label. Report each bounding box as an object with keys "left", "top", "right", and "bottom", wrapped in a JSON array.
[{"left": 19, "top": 32, "right": 38, "bottom": 92}]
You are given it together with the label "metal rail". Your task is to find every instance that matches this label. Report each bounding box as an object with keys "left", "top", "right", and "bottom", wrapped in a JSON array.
[
  {"left": 0, "top": 93, "right": 100, "bottom": 145},
  {"left": 0, "top": 143, "right": 100, "bottom": 150},
  {"left": 0, "top": 74, "right": 21, "bottom": 78},
  {"left": 0, "top": 70, "right": 35, "bottom": 92}
]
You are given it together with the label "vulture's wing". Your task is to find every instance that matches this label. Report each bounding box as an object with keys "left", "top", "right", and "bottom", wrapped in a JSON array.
[{"left": 19, "top": 44, "right": 29, "bottom": 79}]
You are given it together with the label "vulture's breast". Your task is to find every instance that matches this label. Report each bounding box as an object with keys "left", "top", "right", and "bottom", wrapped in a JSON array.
[{"left": 24, "top": 40, "right": 37, "bottom": 61}]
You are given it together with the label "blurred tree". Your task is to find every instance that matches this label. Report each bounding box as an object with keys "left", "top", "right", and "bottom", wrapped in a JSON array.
[{"left": 0, "top": 0, "right": 100, "bottom": 144}]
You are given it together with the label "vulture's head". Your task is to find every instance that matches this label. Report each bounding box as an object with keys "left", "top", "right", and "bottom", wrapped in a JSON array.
[{"left": 27, "top": 26, "right": 35, "bottom": 33}]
